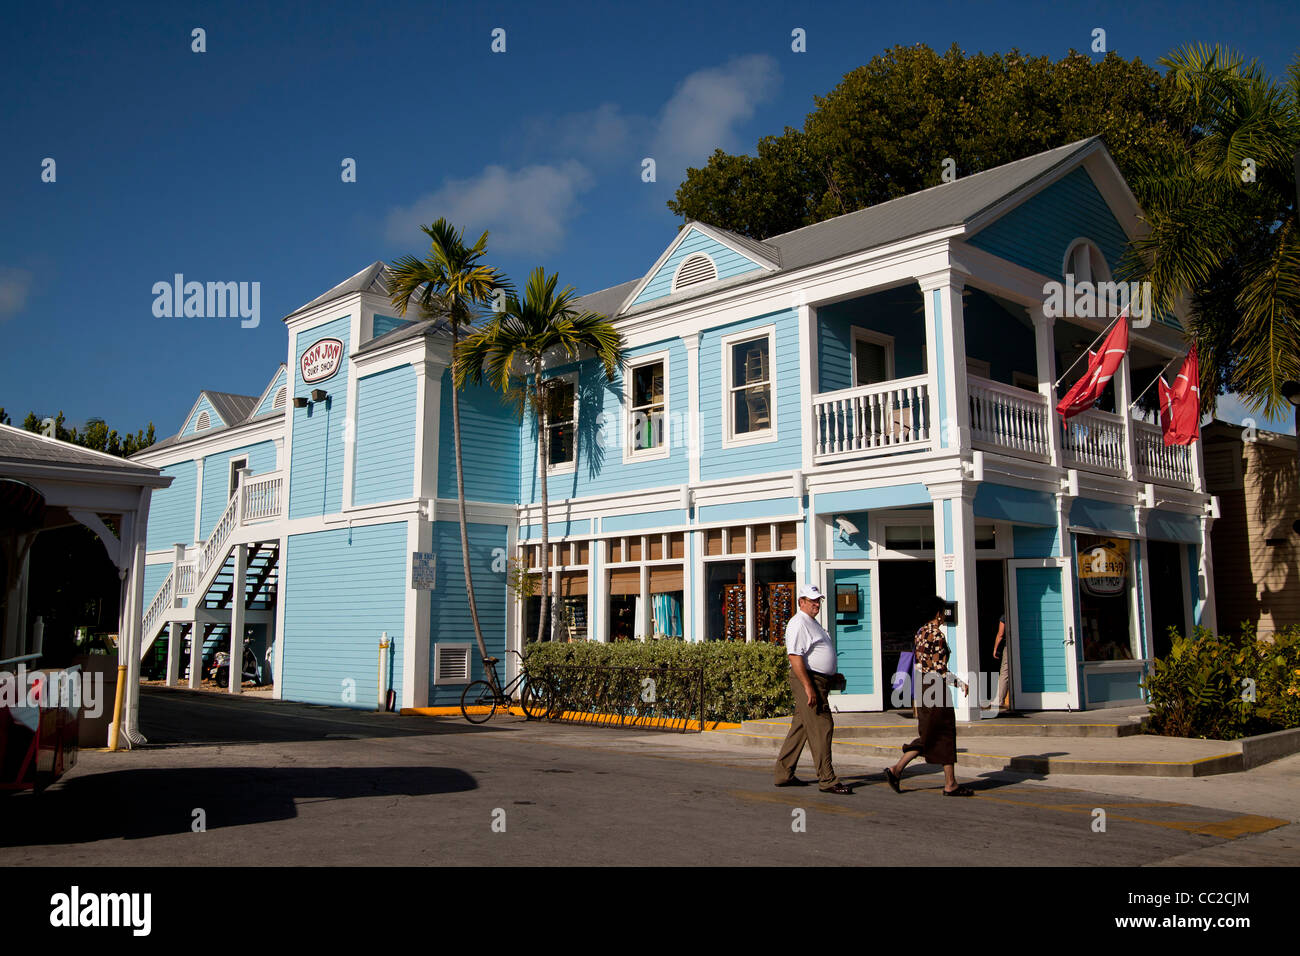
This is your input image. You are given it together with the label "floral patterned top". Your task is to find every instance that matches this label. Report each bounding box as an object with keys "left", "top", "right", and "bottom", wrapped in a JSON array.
[{"left": 914, "top": 619, "right": 950, "bottom": 675}]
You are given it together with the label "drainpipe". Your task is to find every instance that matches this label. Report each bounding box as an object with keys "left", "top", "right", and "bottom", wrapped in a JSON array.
[{"left": 377, "top": 632, "right": 390, "bottom": 712}]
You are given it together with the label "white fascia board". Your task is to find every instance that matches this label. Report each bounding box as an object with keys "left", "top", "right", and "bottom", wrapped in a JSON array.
[
  {"left": 2, "top": 466, "right": 170, "bottom": 499},
  {"left": 617, "top": 223, "right": 779, "bottom": 316},
  {"left": 284, "top": 293, "right": 363, "bottom": 335},
  {"left": 614, "top": 231, "right": 962, "bottom": 350},
  {"left": 433, "top": 499, "right": 517, "bottom": 524},
  {"left": 353, "top": 335, "right": 445, "bottom": 376},
  {"left": 133, "top": 416, "right": 286, "bottom": 469},
  {"left": 249, "top": 364, "right": 289, "bottom": 415}
]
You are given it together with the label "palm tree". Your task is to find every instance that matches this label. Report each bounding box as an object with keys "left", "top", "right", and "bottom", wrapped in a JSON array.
[
  {"left": 455, "top": 267, "right": 624, "bottom": 644},
  {"left": 386, "top": 220, "right": 509, "bottom": 672},
  {"left": 1122, "top": 44, "right": 1300, "bottom": 418}
]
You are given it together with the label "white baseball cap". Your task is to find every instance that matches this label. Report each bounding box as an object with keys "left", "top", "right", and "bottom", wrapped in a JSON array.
[{"left": 798, "top": 584, "right": 823, "bottom": 601}]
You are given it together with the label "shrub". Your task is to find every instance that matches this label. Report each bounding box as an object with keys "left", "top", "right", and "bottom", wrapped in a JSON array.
[
  {"left": 522, "top": 639, "right": 794, "bottom": 723},
  {"left": 1143, "top": 624, "right": 1300, "bottom": 740}
]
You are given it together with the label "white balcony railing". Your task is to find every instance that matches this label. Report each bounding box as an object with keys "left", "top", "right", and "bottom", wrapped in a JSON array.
[
  {"left": 1062, "top": 408, "right": 1127, "bottom": 474},
  {"left": 968, "top": 376, "right": 1052, "bottom": 461},
  {"left": 241, "top": 470, "right": 283, "bottom": 522},
  {"left": 812, "top": 374, "right": 931, "bottom": 462},
  {"left": 1133, "top": 421, "right": 1196, "bottom": 487}
]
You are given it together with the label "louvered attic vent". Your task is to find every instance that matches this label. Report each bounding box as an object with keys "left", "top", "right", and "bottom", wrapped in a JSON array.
[
  {"left": 272, "top": 386, "right": 287, "bottom": 410},
  {"left": 195, "top": 411, "right": 210, "bottom": 430},
  {"left": 434, "top": 644, "right": 472, "bottom": 684},
  {"left": 673, "top": 254, "right": 717, "bottom": 291}
]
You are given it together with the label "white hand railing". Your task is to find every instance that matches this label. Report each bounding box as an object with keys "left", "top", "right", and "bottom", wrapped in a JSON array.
[
  {"left": 1133, "top": 421, "right": 1195, "bottom": 486},
  {"left": 812, "top": 374, "right": 931, "bottom": 461},
  {"left": 241, "top": 471, "right": 283, "bottom": 522},
  {"left": 139, "top": 469, "right": 285, "bottom": 656},
  {"left": 968, "top": 376, "right": 1052, "bottom": 460},
  {"left": 1062, "top": 408, "right": 1127, "bottom": 473}
]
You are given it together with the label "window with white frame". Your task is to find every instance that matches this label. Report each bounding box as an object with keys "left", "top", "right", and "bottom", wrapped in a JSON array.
[
  {"left": 724, "top": 328, "right": 775, "bottom": 444},
  {"left": 626, "top": 354, "right": 668, "bottom": 458},
  {"left": 852, "top": 327, "right": 895, "bottom": 386},
  {"left": 542, "top": 375, "right": 577, "bottom": 473},
  {"left": 1064, "top": 239, "right": 1111, "bottom": 284}
]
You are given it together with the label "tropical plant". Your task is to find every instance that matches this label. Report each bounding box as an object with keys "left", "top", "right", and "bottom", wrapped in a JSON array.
[
  {"left": 1122, "top": 44, "right": 1300, "bottom": 417},
  {"left": 386, "top": 219, "right": 509, "bottom": 672},
  {"left": 454, "top": 267, "right": 624, "bottom": 644}
]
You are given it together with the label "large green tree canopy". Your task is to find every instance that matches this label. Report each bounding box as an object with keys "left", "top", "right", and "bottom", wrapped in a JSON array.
[{"left": 668, "top": 44, "right": 1202, "bottom": 239}]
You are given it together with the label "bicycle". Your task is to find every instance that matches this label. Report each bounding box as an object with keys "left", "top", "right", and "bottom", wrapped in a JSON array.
[{"left": 460, "top": 650, "right": 557, "bottom": 724}]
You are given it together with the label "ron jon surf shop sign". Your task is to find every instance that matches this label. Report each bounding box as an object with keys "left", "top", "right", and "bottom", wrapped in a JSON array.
[{"left": 300, "top": 337, "right": 343, "bottom": 384}]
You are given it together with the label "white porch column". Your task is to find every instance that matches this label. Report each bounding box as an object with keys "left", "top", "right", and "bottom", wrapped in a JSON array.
[
  {"left": 1198, "top": 513, "right": 1218, "bottom": 635},
  {"left": 682, "top": 333, "right": 701, "bottom": 485},
  {"left": 797, "top": 304, "right": 817, "bottom": 472},
  {"left": 1054, "top": 490, "right": 1082, "bottom": 709},
  {"left": 228, "top": 543, "right": 247, "bottom": 694},
  {"left": 404, "top": 516, "right": 432, "bottom": 709},
  {"left": 1117, "top": 353, "right": 1137, "bottom": 480},
  {"left": 121, "top": 490, "right": 150, "bottom": 744},
  {"left": 918, "top": 269, "right": 972, "bottom": 450},
  {"left": 1032, "top": 309, "right": 1063, "bottom": 468},
  {"left": 166, "top": 622, "right": 184, "bottom": 687},
  {"left": 1135, "top": 508, "right": 1154, "bottom": 660},
  {"left": 413, "top": 358, "right": 445, "bottom": 500},
  {"left": 189, "top": 624, "right": 207, "bottom": 690},
  {"left": 930, "top": 483, "right": 980, "bottom": 722},
  {"left": 192, "top": 458, "right": 204, "bottom": 545}
]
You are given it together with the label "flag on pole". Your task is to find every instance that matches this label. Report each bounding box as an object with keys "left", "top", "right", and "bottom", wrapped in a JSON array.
[
  {"left": 1056, "top": 312, "right": 1130, "bottom": 420},
  {"left": 1158, "top": 345, "right": 1200, "bottom": 445}
]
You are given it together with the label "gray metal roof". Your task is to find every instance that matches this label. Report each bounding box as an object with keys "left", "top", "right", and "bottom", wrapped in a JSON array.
[
  {"left": 573, "top": 279, "right": 641, "bottom": 318},
  {"left": 203, "top": 390, "right": 259, "bottom": 427},
  {"left": 0, "top": 424, "right": 162, "bottom": 475},
  {"left": 285, "top": 260, "right": 390, "bottom": 320}
]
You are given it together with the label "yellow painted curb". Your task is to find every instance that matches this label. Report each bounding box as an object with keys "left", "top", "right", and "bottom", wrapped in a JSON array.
[{"left": 399, "top": 705, "right": 740, "bottom": 731}]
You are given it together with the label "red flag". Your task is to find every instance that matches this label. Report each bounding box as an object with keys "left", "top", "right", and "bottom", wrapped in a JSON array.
[
  {"left": 1056, "top": 315, "right": 1130, "bottom": 419},
  {"left": 1159, "top": 345, "right": 1200, "bottom": 445}
]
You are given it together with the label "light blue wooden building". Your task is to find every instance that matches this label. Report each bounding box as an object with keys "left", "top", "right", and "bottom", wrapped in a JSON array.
[{"left": 132, "top": 137, "right": 1217, "bottom": 719}]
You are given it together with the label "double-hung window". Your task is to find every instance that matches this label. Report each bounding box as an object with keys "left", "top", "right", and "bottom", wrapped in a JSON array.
[
  {"left": 723, "top": 328, "right": 776, "bottom": 446},
  {"left": 626, "top": 354, "right": 668, "bottom": 460},
  {"left": 543, "top": 376, "right": 577, "bottom": 473}
]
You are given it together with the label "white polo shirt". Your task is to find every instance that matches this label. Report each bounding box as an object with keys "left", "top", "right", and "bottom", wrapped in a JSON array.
[{"left": 784, "top": 609, "right": 837, "bottom": 676}]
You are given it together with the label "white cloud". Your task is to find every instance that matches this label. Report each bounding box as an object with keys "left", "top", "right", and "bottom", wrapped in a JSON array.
[
  {"left": 0, "top": 267, "right": 32, "bottom": 321},
  {"left": 528, "top": 103, "right": 639, "bottom": 163},
  {"left": 651, "top": 54, "right": 781, "bottom": 174},
  {"left": 384, "top": 161, "right": 593, "bottom": 256}
]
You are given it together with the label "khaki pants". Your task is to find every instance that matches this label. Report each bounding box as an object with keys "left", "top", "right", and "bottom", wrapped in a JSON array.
[{"left": 774, "top": 672, "right": 840, "bottom": 788}]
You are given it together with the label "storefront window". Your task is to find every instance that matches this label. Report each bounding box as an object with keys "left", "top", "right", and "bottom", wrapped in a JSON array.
[
  {"left": 753, "top": 558, "right": 797, "bottom": 644},
  {"left": 1077, "top": 535, "right": 1137, "bottom": 661},
  {"left": 706, "top": 560, "right": 746, "bottom": 641}
]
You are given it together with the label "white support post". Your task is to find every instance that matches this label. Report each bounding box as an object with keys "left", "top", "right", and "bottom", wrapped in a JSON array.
[
  {"left": 798, "top": 303, "right": 816, "bottom": 472},
  {"left": 121, "top": 490, "right": 150, "bottom": 744},
  {"left": 1198, "top": 514, "right": 1218, "bottom": 635},
  {"left": 918, "top": 270, "right": 971, "bottom": 450},
  {"left": 931, "top": 487, "right": 981, "bottom": 722},
  {"left": 1032, "top": 309, "right": 1063, "bottom": 468},
  {"left": 166, "top": 622, "right": 183, "bottom": 687},
  {"left": 1135, "top": 509, "right": 1154, "bottom": 660},
  {"left": 1055, "top": 491, "right": 1082, "bottom": 710},
  {"left": 189, "top": 624, "right": 206, "bottom": 690},
  {"left": 228, "top": 543, "right": 247, "bottom": 694},
  {"left": 1117, "top": 353, "right": 1137, "bottom": 480},
  {"left": 405, "top": 517, "right": 432, "bottom": 709},
  {"left": 682, "top": 333, "right": 701, "bottom": 485}
]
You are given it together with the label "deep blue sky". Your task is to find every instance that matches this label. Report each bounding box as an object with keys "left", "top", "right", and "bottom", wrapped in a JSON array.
[{"left": 2, "top": 0, "right": 1297, "bottom": 439}]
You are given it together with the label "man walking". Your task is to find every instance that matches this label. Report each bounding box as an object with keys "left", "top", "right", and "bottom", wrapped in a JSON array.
[{"left": 773, "top": 584, "right": 853, "bottom": 794}]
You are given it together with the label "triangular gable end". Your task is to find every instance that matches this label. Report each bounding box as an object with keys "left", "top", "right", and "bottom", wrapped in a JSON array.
[
  {"left": 620, "top": 222, "right": 779, "bottom": 313},
  {"left": 252, "top": 365, "right": 290, "bottom": 418},
  {"left": 179, "top": 392, "right": 229, "bottom": 438}
]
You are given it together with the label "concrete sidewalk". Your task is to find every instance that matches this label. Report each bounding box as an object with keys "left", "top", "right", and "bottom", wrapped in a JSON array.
[{"left": 706, "top": 706, "right": 1297, "bottom": 777}]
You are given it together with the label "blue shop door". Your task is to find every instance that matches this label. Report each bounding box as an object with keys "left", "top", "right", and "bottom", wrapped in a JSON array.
[{"left": 826, "top": 565, "right": 881, "bottom": 711}]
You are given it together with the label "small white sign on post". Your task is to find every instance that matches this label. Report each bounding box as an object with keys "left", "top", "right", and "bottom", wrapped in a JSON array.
[
  {"left": 411, "top": 552, "right": 436, "bottom": 590},
  {"left": 943, "top": 554, "right": 955, "bottom": 571}
]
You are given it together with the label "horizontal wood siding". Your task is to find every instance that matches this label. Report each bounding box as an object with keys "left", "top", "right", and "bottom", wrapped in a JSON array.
[
  {"left": 632, "top": 228, "right": 763, "bottom": 307},
  {"left": 253, "top": 367, "right": 288, "bottom": 417},
  {"left": 147, "top": 460, "right": 196, "bottom": 549},
  {"left": 353, "top": 363, "right": 416, "bottom": 506},
  {"left": 143, "top": 562, "right": 172, "bottom": 607},
  {"left": 699, "top": 309, "right": 801, "bottom": 481},
  {"left": 439, "top": 372, "right": 521, "bottom": 504},
  {"left": 816, "top": 287, "right": 927, "bottom": 391},
  {"left": 199, "top": 439, "right": 277, "bottom": 538},
  {"left": 281, "top": 522, "right": 407, "bottom": 708},
  {"left": 428, "top": 521, "right": 508, "bottom": 705},
  {"left": 1016, "top": 566, "right": 1069, "bottom": 693},
  {"left": 289, "top": 316, "right": 350, "bottom": 519},
  {"left": 518, "top": 338, "right": 689, "bottom": 505}
]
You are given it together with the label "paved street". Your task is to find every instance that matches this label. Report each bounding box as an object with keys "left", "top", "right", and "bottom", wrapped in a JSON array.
[{"left": 1, "top": 688, "right": 1295, "bottom": 866}]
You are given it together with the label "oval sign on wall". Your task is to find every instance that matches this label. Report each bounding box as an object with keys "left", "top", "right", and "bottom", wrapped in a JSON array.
[
  {"left": 300, "top": 337, "right": 343, "bottom": 384},
  {"left": 1080, "top": 539, "right": 1128, "bottom": 597}
]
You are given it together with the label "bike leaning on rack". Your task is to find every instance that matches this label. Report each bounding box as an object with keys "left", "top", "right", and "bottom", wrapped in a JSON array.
[{"left": 460, "top": 649, "right": 557, "bottom": 724}]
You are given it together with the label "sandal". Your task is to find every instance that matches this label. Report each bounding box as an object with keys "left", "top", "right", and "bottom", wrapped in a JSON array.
[
  {"left": 943, "top": 784, "right": 974, "bottom": 796},
  {"left": 883, "top": 767, "right": 902, "bottom": 793}
]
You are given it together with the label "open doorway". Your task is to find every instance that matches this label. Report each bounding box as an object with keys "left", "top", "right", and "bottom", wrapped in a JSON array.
[
  {"left": 878, "top": 560, "right": 934, "bottom": 708},
  {"left": 1147, "top": 540, "right": 1187, "bottom": 658}
]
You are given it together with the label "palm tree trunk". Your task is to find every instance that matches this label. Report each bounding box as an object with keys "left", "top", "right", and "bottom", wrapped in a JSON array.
[
  {"left": 451, "top": 320, "right": 491, "bottom": 682},
  {"left": 535, "top": 362, "right": 550, "bottom": 644}
]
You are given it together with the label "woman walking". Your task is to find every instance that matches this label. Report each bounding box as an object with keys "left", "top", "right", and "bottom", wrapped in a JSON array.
[{"left": 884, "top": 596, "right": 973, "bottom": 796}]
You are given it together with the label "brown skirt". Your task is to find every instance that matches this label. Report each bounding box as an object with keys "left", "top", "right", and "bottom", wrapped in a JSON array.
[{"left": 903, "top": 703, "right": 957, "bottom": 765}]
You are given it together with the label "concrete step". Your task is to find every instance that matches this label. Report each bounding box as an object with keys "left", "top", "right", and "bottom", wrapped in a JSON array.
[
  {"left": 708, "top": 726, "right": 1243, "bottom": 777},
  {"left": 741, "top": 714, "right": 1150, "bottom": 739}
]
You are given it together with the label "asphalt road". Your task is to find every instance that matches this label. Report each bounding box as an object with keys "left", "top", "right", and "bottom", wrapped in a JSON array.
[{"left": 1, "top": 688, "right": 1293, "bottom": 867}]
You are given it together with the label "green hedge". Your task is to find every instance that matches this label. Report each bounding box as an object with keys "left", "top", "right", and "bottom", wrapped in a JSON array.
[
  {"left": 523, "top": 640, "right": 794, "bottom": 723},
  {"left": 1143, "top": 624, "right": 1300, "bottom": 740}
]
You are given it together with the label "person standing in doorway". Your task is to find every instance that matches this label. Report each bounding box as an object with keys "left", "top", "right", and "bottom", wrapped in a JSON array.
[
  {"left": 773, "top": 585, "right": 853, "bottom": 794},
  {"left": 884, "top": 595, "right": 973, "bottom": 796},
  {"left": 992, "top": 613, "right": 1016, "bottom": 716}
]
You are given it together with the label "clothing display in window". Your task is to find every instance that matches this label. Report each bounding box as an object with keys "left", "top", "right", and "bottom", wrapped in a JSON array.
[
  {"left": 722, "top": 583, "right": 746, "bottom": 641},
  {"left": 651, "top": 592, "right": 682, "bottom": 637}
]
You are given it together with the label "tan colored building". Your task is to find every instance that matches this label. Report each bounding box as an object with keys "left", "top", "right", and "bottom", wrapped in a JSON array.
[{"left": 1203, "top": 420, "right": 1300, "bottom": 638}]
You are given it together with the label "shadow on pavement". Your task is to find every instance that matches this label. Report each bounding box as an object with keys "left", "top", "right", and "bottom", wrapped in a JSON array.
[{"left": 0, "top": 765, "right": 476, "bottom": 846}]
